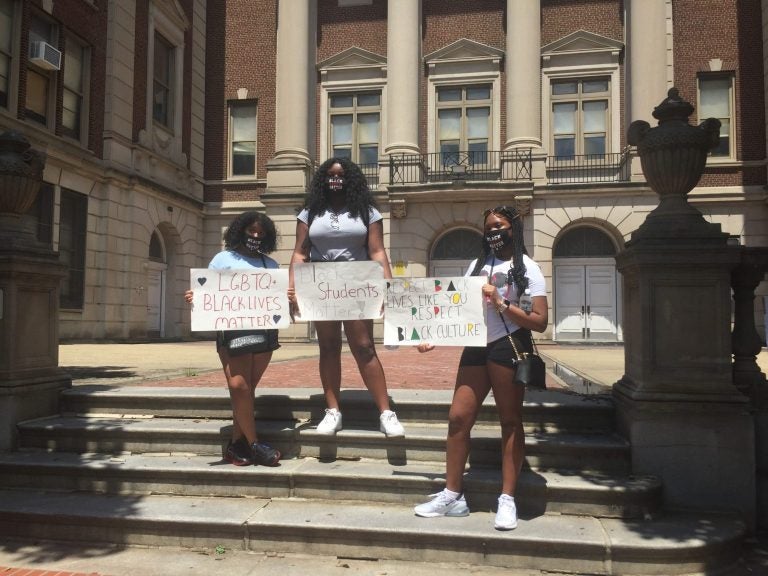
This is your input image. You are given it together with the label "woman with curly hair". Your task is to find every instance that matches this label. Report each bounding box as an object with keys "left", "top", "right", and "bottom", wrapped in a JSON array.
[
  {"left": 413, "top": 205, "right": 547, "bottom": 530},
  {"left": 288, "top": 157, "right": 405, "bottom": 438},
  {"left": 185, "top": 211, "right": 281, "bottom": 467}
]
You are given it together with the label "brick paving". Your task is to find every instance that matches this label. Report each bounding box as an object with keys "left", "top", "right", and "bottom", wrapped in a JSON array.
[{"left": 134, "top": 346, "right": 464, "bottom": 389}]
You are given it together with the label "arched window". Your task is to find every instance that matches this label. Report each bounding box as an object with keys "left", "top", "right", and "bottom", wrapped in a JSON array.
[
  {"left": 149, "top": 230, "right": 165, "bottom": 263},
  {"left": 554, "top": 226, "right": 616, "bottom": 258},
  {"left": 432, "top": 229, "right": 482, "bottom": 260}
]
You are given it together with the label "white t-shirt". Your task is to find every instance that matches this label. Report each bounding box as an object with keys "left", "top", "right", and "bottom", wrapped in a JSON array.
[
  {"left": 465, "top": 253, "right": 547, "bottom": 343},
  {"left": 297, "top": 207, "right": 382, "bottom": 262}
]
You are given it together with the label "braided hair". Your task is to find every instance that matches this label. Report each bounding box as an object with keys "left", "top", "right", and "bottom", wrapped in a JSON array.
[
  {"left": 470, "top": 205, "right": 529, "bottom": 297},
  {"left": 223, "top": 211, "right": 277, "bottom": 254},
  {"left": 303, "top": 157, "right": 377, "bottom": 224}
]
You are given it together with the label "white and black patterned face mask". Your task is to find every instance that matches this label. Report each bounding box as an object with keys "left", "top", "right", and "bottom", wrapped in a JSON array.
[
  {"left": 244, "top": 235, "right": 262, "bottom": 253},
  {"left": 327, "top": 176, "right": 344, "bottom": 192},
  {"left": 484, "top": 227, "right": 512, "bottom": 253}
]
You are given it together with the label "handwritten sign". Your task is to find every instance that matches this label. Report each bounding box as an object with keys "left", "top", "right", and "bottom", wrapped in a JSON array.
[
  {"left": 384, "top": 276, "right": 486, "bottom": 346},
  {"left": 190, "top": 268, "right": 290, "bottom": 331},
  {"left": 294, "top": 261, "right": 385, "bottom": 321}
]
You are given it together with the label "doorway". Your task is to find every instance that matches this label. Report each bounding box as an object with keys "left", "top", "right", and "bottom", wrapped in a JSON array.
[
  {"left": 553, "top": 226, "right": 621, "bottom": 342},
  {"left": 429, "top": 228, "right": 482, "bottom": 277},
  {"left": 146, "top": 230, "right": 167, "bottom": 338}
]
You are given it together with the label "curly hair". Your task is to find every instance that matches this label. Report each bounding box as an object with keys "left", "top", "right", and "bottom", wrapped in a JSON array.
[
  {"left": 223, "top": 211, "right": 277, "bottom": 254},
  {"left": 469, "top": 205, "right": 529, "bottom": 297},
  {"left": 302, "top": 157, "right": 378, "bottom": 224}
]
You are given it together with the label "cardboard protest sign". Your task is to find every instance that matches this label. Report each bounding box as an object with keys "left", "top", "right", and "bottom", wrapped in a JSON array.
[
  {"left": 384, "top": 276, "right": 487, "bottom": 346},
  {"left": 189, "top": 268, "right": 290, "bottom": 331},
  {"left": 293, "top": 261, "right": 385, "bottom": 321}
]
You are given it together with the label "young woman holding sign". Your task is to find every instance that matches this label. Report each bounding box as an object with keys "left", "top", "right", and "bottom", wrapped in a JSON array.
[
  {"left": 288, "top": 158, "right": 405, "bottom": 438},
  {"left": 185, "top": 211, "right": 281, "bottom": 467},
  {"left": 414, "top": 205, "right": 548, "bottom": 530}
]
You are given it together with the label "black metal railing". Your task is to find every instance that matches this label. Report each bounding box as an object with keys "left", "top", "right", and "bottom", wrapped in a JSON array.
[
  {"left": 546, "top": 147, "right": 631, "bottom": 184},
  {"left": 358, "top": 162, "right": 380, "bottom": 190},
  {"left": 389, "top": 149, "right": 532, "bottom": 185}
]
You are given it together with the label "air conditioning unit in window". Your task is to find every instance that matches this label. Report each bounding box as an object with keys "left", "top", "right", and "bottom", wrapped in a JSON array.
[{"left": 29, "top": 41, "right": 61, "bottom": 71}]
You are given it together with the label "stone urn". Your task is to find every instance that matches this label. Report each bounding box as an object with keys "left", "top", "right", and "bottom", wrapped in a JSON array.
[
  {"left": 0, "top": 130, "right": 46, "bottom": 248},
  {"left": 627, "top": 88, "right": 724, "bottom": 241}
]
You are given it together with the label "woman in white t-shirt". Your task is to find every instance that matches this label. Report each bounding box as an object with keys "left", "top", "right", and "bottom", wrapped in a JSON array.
[
  {"left": 185, "top": 211, "right": 281, "bottom": 467},
  {"left": 288, "top": 158, "right": 405, "bottom": 438},
  {"left": 413, "top": 205, "right": 548, "bottom": 531}
]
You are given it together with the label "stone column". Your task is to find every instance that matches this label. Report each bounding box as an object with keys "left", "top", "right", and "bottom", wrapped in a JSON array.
[
  {"left": 266, "top": 0, "right": 316, "bottom": 192},
  {"left": 627, "top": 0, "right": 668, "bottom": 180},
  {"left": 0, "top": 131, "right": 69, "bottom": 452},
  {"left": 504, "top": 0, "right": 541, "bottom": 150},
  {"left": 384, "top": 0, "right": 420, "bottom": 156},
  {"left": 616, "top": 90, "right": 755, "bottom": 528},
  {"left": 504, "top": 0, "right": 545, "bottom": 180}
]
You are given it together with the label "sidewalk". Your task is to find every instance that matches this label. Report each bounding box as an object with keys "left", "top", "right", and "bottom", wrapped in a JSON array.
[{"left": 57, "top": 339, "right": 768, "bottom": 391}]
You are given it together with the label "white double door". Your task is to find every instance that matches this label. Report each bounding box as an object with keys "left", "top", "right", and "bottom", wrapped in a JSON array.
[
  {"left": 554, "top": 259, "right": 621, "bottom": 341},
  {"left": 146, "top": 263, "right": 166, "bottom": 336}
]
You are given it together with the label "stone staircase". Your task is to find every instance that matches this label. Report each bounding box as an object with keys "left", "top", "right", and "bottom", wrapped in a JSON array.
[{"left": 0, "top": 385, "right": 746, "bottom": 574}]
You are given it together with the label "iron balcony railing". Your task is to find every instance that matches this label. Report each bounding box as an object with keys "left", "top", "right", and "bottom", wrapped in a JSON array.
[
  {"left": 389, "top": 149, "right": 533, "bottom": 185},
  {"left": 546, "top": 147, "right": 631, "bottom": 184},
  {"left": 358, "top": 162, "right": 380, "bottom": 190}
]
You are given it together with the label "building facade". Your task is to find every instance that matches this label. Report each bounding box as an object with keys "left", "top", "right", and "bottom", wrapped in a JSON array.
[{"left": 2, "top": 0, "right": 766, "bottom": 342}]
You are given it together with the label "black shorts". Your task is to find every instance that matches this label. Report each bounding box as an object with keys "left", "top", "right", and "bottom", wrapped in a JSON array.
[
  {"left": 459, "top": 328, "right": 533, "bottom": 369},
  {"left": 216, "top": 329, "right": 280, "bottom": 356}
]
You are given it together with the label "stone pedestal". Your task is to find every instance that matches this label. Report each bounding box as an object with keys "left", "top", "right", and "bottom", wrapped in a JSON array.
[
  {"left": 616, "top": 90, "right": 756, "bottom": 529},
  {"left": 615, "top": 240, "right": 754, "bottom": 526},
  {"left": 0, "top": 131, "right": 70, "bottom": 451}
]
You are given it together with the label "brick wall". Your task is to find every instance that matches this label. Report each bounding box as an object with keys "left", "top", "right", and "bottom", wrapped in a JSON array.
[{"left": 674, "top": 0, "right": 766, "bottom": 186}]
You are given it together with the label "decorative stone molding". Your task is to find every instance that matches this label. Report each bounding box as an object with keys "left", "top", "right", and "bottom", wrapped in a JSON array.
[
  {"left": 390, "top": 199, "right": 407, "bottom": 219},
  {"left": 514, "top": 196, "right": 532, "bottom": 216}
]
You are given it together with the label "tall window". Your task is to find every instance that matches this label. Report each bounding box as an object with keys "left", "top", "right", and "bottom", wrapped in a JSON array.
[
  {"left": 59, "top": 188, "right": 88, "bottom": 310},
  {"left": 551, "top": 78, "right": 609, "bottom": 157},
  {"left": 699, "top": 76, "right": 733, "bottom": 158},
  {"left": 329, "top": 91, "right": 380, "bottom": 166},
  {"left": 62, "top": 38, "right": 87, "bottom": 141},
  {"left": 229, "top": 100, "right": 257, "bottom": 178},
  {"left": 153, "top": 32, "right": 174, "bottom": 129},
  {"left": 436, "top": 84, "right": 491, "bottom": 163},
  {"left": 26, "top": 14, "right": 57, "bottom": 127},
  {"left": 0, "top": 0, "right": 13, "bottom": 109}
]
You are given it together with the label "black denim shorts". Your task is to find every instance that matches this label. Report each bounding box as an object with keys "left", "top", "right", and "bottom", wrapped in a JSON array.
[{"left": 459, "top": 328, "right": 533, "bottom": 369}]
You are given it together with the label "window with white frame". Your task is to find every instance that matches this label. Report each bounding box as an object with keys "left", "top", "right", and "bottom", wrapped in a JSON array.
[
  {"left": 698, "top": 75, "right": 734, "bottom": 158},
  {"left": 329, "top": 91, "right": 381, "bottom": 168},
  {"left": 26, "top": 13, "right": 57, "bottom": 127},
  {"left": 153, "top": 31, "right": 174, "bottom": 129},
  {"left": 551, "top": 78, "right": 609, "bottom": 157},
  {"left": 229, "top": 100, "right": 257, "bottom": 178},
  {"left": 0, "top": 0, "right": 14, "bottom": 109},
  {"left": 436, "top": 84, "right": 491, "bottom": 164},
  {"left": 62, "top": 36, "right": 88, "bottom": 142}
]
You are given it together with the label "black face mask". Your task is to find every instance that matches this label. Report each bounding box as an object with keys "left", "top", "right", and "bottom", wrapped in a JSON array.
[
  {"left": 484, "top": 228, "right": 512, "bottom": 253},
  {"left": 327, "top": 176, "right": 344, "bottom": 192},
  {"left": 244, "top": 235, "right": 262, "bottom": 254}
]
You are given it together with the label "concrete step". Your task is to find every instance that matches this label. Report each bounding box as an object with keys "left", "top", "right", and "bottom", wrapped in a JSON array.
[
  {"left": 0, "top": 488, "right": 744, "bottom": 575},
  {"left": 0, "top": 451, "right": 660, "bottom": 518},
  {"left": 17, "top": 415, "right": 632, "bottom": 473},
  {"left": 60, "top": 386, "right": 616, "bottom": 434}
]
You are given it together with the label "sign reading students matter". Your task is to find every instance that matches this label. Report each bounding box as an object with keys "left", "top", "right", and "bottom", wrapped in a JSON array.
[
  {"left": 384, "top": 276, "right": 487, "bottom": 347},
  {"left": 293, "top": 261, "right": 385, "bottom": 321},
  {"left": 189, "top": 268, "right": 290, "bottom": 331}
]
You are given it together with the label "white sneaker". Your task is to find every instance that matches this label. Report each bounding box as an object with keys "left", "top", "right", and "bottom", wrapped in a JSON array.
[
  {"left": 316, "top": 408, "right": 342, "bottom": 435},
  {"left": 414, "top": 491, "right": 470, "bottom": 518},
  {"left": 379, "top": 410, "right": 405, "bottom": 437},
  {"left": 494, "top": 494, "right": 518, "bottom": 530}
]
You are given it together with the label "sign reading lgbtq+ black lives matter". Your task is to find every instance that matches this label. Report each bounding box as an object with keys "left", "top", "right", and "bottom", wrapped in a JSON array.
[
  {"left": 384, "top": 276, "right": 487, "bottom": 346},
  {"left": 189, "top": 268, "right": 291, "bottom": 331},
  {"left": 293, "top": 261, "right": 385, "bottom": 321}
]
